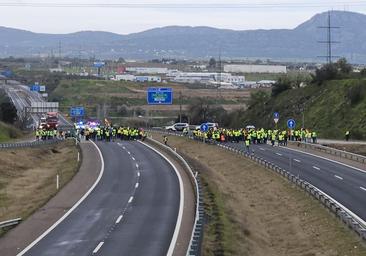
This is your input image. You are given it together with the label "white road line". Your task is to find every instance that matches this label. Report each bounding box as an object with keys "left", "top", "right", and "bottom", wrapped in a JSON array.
[
  {"left": 93, "top": 242, "right": 104, "bottom": 254},
  {"left": 115, "top": 215, "right": 123, "bottom": 224},
  {"left": 127, "top": 151, "right": 131, "bottom": 155},
  {"left": 335, "top": 175, "right": 344, "bottom": 180},
  {"left": 128, "top": 196, "right": 134, "bottom": 203},
  {"left": 135, "top": 183, "right": 139, "bottom": 188},
  {"left": 17, "top": 141, "right": 105, "bottom": 256},
  {"left": 259, "top": 148, "right": 265, "bottom": 151},
  {"left": 276, "top": 153, "right": 283, "bottom": 156},
  {"left": 313, "top": 166, "right": 321, "bottom": 171},
  {"left": 137, "top": 171, "right": 140, "bottom": 177},
  {"left": 132, "top": 157, "right": 135, "bottom": 161},
  {"left": 360, "top": 187, "right": 366, "bottom": 192},
  {"left": 122, "top": 146, "right": 126, "bottom": 149},
  {"left": 138, "top": 141, "right": 184, "bottom": 256},
  {"left": 135, "top": 163, "right": 139, "bottom": 168},
  {"left": 294, "top": 159, "right": 301, "bottom": 163}
]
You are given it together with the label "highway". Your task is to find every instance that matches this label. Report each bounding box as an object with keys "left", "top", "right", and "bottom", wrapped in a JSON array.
[
  {"left": 225, "top": 141, "right": 366, "bottom": 224},
  {"left": 19, "top": 141, "right": 181, "bottom": 256}
]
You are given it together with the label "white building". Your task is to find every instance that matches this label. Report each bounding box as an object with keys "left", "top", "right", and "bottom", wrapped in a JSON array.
[
  {"left": 114, "top": 74, "right": 161, "bottom": 83},
  {"left": 172, "top": 72, "right": 245, "bottom": 85},
  {"left": 115, "top": 74, "right": 135, "bottom": 81},
  {"left": 126, "top": 67, "right": 168, "bottom": 74},
  {"left": 224, "top": 64, "right": 287, "bottom": 74}
]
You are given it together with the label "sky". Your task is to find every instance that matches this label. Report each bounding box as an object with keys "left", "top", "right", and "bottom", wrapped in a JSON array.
[{"left": 1, "top": 0, "right": 366, "bottom": 34}]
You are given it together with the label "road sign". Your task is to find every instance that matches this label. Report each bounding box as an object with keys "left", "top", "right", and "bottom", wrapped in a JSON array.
[
  {"left": 70, "top": 107, "right": 85, "bottom": 117},
  {"left": 93, "top": 62, "right": 105, "bottom": 68},
  {"left": 200, "top": 123, "right": 209, "bottom": 132},
  {"left": 147, "top": 87, "right": 173, "bottom": 105},
  {"left": 39, "top": 86, "right": 46, "bottom": 92},
  {"left": 273, "top": 112, "right": 280, "bottom": 124},
  {"left": 287, "top": 119, "right": 296, "bottom": 129},
  {"left": 30, "top": 85, "right": 40, "bottom": 92}
]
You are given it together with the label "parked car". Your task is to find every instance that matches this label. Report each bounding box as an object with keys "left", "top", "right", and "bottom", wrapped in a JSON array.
[
  {"left": 195, "top": 122, "right": 219, "bottom": 130},
  {"left": 165, "top": 123, "right": 189, "bottom": 131}
]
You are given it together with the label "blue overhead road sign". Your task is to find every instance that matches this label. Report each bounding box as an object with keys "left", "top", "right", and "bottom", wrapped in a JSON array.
[
  {"left": 147, "top": 87, "right": 173, "bottom": 105},
  {"left": 30, "top": 85, "right": 40, "bottom": 92},
  {"left": 70, "top": 107, "right": 85, "bottom": 117},
  {"left": 287, "top": 119, "right": 296, "bottom": 129}
]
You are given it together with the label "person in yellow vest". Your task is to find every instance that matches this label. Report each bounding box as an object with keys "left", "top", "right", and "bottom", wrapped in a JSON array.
[
  {"left": 163, "top": 135, "right": 168, "bottom": 145},
  {"left": 345, "top": 130, "right": 350, "bottom": 141}
]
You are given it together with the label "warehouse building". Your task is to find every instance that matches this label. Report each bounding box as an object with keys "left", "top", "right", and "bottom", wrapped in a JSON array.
[{"left": 224, "top": 64, "right": 287, "bottom": 74}]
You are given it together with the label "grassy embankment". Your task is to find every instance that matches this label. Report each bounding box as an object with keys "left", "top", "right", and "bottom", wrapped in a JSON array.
[
  {"left": 243, "top": 78, "right": 366, "bottom": 139},
  {"left": 0, "top": 122, "right": 24, "bottom": 143},
  {"left": 151, "top": 133, "right": 366, "bottom": 255},
  {"left": 0, "top": 141, "right": 79, "bottom": 235}
]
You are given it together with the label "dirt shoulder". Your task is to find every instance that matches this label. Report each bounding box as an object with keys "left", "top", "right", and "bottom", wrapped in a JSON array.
[
  {"left": 0, "top": 141, "right": 101, "bottom": 256},
  {"left": 151, "top": 133, "right": 366, "bottom": 256}
]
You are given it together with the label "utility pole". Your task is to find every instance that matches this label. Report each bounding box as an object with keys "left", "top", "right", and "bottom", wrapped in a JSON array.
[
  {"left": 179, "top": 91, "right": 182, "bottom": 123},
  {"left": 318, "top": 11, "right": 340, "bottom": 64}
]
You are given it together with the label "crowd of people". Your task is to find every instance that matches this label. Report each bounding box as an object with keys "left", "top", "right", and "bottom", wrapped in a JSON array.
[
  {"left": 35, "top": 128, "right": 67, "bottom": 140},
  {"left": 184, "top": 127, "right": 318, "bottom": 150},
  {"left": 76, "top": 125, "right": 147, "bottom": 142}
]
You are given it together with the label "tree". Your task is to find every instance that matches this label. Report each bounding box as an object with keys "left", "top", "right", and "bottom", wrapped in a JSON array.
[
  {"left": 208, "top": 58, "right": 216, "bottom": 69},
  {"left": 336, "top": 58, "right": 352, "bottom": 74},
  {"left": 271, "top": 76, "right": 292, "bottom": 96},
  {"left": 0, "top": 102, "right": 17, "bottom": 124},
  {"left": 313, "top": 63, "right": 338, "bottom": 85}
]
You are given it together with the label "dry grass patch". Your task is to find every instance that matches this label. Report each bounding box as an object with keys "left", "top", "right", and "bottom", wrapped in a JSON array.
[
  {"left": 0, "top": 141, "right": 79, "bottom": 227},
  {"left": 151, "top": 134, "right": 366, "bottom": 256}
]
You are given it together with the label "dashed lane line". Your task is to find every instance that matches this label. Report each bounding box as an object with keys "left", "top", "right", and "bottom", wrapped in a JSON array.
[
  {"left": 276, "top": 153, "right": 283, "bottom": 156},
  {"left": 135, "top": 183, "right": 139, "bottom": 189},
  {"left": 128, "top": 196, "right": 134, "bottom": 203},
  {"left": 360, "top": 187, "right": 366, "bottom": 192},
  {"left": 115, "top": 215, "right": 123, "bottom": 224},
  {"left": 313, "top": 166, "right": 321, "bottom": 171},
  {"left": 92, "top": 242, "right": 104, "bottom": 254},
  {"left": 294, "top": 159, "right": 301, "bottom": 163},
  {"left": 335, "top": 175, "right": 344, "bottom": 180}
]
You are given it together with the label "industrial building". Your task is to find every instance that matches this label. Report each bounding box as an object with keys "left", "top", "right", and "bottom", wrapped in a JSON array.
[
  {"left": 114, "top": 74, "right": 161, "bottom": 83},
  {"left": 224, "top": 64, "right": 287, "bottom": 74},
  {"left": 126, "top": 67, "right": 168, "bottom": 74},
  {"left": 171, "top": 72, "right": 245, "bottom": 85}
]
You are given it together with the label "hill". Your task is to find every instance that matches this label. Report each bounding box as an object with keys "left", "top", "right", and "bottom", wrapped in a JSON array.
[
  {"left": 0, "top": 11, "right": 366, "bottom": 63},
  {"left": 239, "top": 77, "right": 366, "bottom": 139}
]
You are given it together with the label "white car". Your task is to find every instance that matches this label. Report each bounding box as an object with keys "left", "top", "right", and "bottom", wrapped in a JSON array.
[{"left": 165, "top": 123, "right": 189, "bottom": 131}]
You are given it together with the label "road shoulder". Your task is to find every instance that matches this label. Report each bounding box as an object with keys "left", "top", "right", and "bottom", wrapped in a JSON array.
[{"left": 0, "top": 141, "right": 101, "bottom": 256}]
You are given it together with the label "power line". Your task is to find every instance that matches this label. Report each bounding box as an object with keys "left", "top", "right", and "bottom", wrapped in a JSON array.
[{"left": 1, "top": 1, "right": 366, "bottom": 9}]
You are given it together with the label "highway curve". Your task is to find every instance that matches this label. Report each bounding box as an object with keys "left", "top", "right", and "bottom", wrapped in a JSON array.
[
  {"left": 226, "top": 141, "right": 366, "bottom": 224},
  {"left": 19, "top": 141, "right": 180, "bottom": 256}
]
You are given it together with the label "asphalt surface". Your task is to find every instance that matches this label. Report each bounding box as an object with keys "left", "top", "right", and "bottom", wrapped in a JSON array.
[
  {"left": 21, "top": 141, "right": 180, "bottom": 256},
  {"left": 225, "top": 141, "right": 366, "bottom": 223}
]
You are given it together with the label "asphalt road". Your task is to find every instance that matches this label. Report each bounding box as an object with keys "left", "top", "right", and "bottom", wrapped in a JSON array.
[
  {"left": 225, "top": 141, "right": 366, "bottom": 223},
  {"left": 20, "top": 141, "right": 180, "bottom": 256}
]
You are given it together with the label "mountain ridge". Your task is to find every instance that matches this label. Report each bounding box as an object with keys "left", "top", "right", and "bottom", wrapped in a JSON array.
[{"left": 1, "top": 10, "right": 366, "bottom": 63}]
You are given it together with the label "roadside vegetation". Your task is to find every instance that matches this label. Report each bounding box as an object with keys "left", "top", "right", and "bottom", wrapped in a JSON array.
[
  {"left": 0, "top": 141, "right": 79, "bottom": 236},
  {"left": 152, "top": 133, "right": 366, "bottom": 255}
]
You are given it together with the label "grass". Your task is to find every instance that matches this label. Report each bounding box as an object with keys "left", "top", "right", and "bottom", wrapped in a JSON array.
[
  {"left": 0, "top": 141, "right": 79, "bottom": 235},
  {"left": 151, "top": 133, "right": 366, "bottom": 255},
  {"left": 0, "top": 122, "right": 24, "bottom": 143}
]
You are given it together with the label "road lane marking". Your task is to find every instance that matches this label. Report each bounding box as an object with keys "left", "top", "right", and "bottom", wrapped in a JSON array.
[
  {"left": 335, "top": 175, "right": 344, "bottom": 180},
  {"left": 135, "top": 183, "right": 139, "bottom": 188},
  {"left": 132, "top": 157, "right": 135, "bottom": 161},
  {"left": 137, "top": 171, "right": 140, "bottom": 177},
  {"left": 360, "top": 187, "right": 366, "bottom": 192},
  {"left": 127, "top": 151, "right": 131, "bottom": 155},
  {"left": 135, "top": 163, "right": 139, "bottom": 168},
  {"left": 93, "top": 242, "right": 104, "bottom": 254},
  {"left": 259, "top": 148, "right": 265, "bottom": 151},
  {"left": 128, "top": 196, "right": 134, "bottom": 203},
  {"left": 294, "top": 159, "right": 301, "bottom": 163},
  {"left": 17, "top": 140, "right": 105, "bottom": 256},
  {"left": 122, "top": 146, "right": 126, "bottom": 149},
  {"left": 276, "top": 153, "right": 283, "bottom": 156},
  {"left": 116, "top": 215, "right": 123, "bottom": 224},
  {"left": 313, "top": 166, "right": 321, "bottom": 171}
]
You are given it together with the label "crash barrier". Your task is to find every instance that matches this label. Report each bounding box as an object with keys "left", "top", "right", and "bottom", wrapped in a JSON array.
[
  {"left": 149, "top": 129, "right": 366, "bottom": 242},
  {"left": 0, "top": 139, "right": 62, "bottom": 149},
  {"left": 292, "top": 141, "right": 366, "bottom": 165},
  {"left": 0, "top": 218, "right": 22, "bottom": 230},
  {"left": 145, "top": 137, "right": 204, "bottom": 256}
]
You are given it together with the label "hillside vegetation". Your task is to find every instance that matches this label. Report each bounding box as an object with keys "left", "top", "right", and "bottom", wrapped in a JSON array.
[
  {"left": 240, "top": 60, "right": 366, "bottom": 139},
  {"left": 0, "top": 122, "right": 23, "bottom": 142}
]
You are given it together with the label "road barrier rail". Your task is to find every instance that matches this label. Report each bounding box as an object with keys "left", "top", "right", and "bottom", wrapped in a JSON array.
[
  {"left": 291, "top": 141, "right": 366, "bottom": 164},
  {"left": 145, "top": 136, "right": 204, "bottom": 256},
  {"left": 149, "top": 129, "right": 366, "bottom": 242},
  {"left": 0, "top": 218, "right": 22, "bottom": 229},
  {"left": 0, "top": 139, "right": 61, "bottom": 149}
]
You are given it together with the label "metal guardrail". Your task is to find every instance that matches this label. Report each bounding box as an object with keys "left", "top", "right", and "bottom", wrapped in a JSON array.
[
  {"left": 145, "top": 136, "right": 204, "bottom": 256},
  {"left": 0, "top": 139, "right": 61, "bottom": 149},
  {"left": 0, "top": 218, "right": 22, "bottom": 229},
  {"left": 149, "top": 129, "right": 366, "bottom": 242},
  {"left": 292, "top": 141, "right": 366, "bottom": 164}
]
